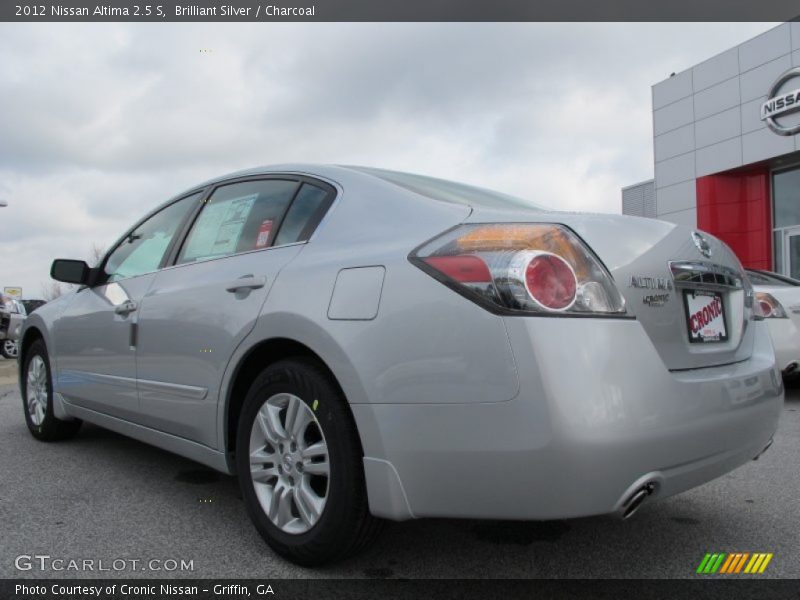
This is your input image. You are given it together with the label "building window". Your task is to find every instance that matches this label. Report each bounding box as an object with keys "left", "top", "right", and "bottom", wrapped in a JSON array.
[{"left": 773, "top": 167, "right": 800, "bottom": 278}]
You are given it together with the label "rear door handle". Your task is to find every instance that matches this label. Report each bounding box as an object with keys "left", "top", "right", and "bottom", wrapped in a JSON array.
[
  {"left": 114, "top": 300, "right": 138, "bottom": 316},
  {"left": 225, "top": 275, "right": 267, "bottom": 293}
]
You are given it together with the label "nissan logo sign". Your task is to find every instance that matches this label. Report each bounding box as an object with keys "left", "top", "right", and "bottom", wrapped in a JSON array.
[{"left": 761, "top": 67, "right": 800, "bottom": 136}]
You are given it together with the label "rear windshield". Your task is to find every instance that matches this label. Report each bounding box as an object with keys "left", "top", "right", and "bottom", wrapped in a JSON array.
[
  {"left": 746, "top": 270, "right": 800, "bottom": 287},
  {"left": 350, "top": 166, "right": 543, "bottom": 211}
]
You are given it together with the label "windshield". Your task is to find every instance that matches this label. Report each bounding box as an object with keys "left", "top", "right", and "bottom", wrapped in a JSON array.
[{"left": 349, "top": 166, "right": 544, "bottom": 211}]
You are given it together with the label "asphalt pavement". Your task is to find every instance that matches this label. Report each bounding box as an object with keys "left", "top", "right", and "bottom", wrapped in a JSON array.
[{"left": 0, "top": 356, "right": 798, "bottom": 579}]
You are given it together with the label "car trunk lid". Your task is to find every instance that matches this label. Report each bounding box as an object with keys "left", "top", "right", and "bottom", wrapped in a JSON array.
[{"left": 465, "top": 208, "right": 755, "bottom": 370}]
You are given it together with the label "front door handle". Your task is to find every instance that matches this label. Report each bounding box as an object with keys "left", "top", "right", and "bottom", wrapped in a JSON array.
[
  {"left": 225, "top": 275, "right": 267, "bottom": 294},
  {"left": 114, "top": 300, "right": 138, "bottom": 316}
]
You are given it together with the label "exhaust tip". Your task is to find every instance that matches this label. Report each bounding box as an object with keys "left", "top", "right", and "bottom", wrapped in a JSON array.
[{"left": 620, "top": 482, "right": 656, "bottom": 520}]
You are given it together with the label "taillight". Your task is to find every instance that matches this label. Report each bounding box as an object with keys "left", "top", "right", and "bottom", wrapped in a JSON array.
[
  {"left": 754, "top": 292, "right": 787, "bottom": 319},
  {"left": 523, "top": 253, "right": 577, "bottom": 310},
  {"left": 411, "top": 223, "right": 626, "bottom": 316}
]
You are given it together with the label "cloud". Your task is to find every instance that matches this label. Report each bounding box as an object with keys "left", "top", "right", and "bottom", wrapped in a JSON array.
[{"left": 0, "top": 22, "right": 777, "bottom": 296}]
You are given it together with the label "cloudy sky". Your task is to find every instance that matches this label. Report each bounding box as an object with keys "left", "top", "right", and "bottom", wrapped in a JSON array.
[{"left": 0, "top": 22, "right": 776, "bottom": 298}]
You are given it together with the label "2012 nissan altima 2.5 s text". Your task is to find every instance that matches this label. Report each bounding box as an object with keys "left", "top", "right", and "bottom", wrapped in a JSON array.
[{"left": 18, "top": 165, "right": 783, "bottom": 565}]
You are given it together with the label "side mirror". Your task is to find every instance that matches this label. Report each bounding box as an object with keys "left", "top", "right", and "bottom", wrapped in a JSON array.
[{"left": 51, "top": 259, "right": 93, "bottom": 285}]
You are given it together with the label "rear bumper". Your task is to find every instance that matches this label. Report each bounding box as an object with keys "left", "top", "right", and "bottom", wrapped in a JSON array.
[{"left": 356, "top": 318, "right": 783, "bottom": 521}]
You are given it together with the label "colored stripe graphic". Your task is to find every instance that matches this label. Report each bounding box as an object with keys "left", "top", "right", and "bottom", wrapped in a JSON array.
[
  {"left": 758, "top": 554, "right": 773, "bottom": 573},
  {"left": 697, "top": 552, "right": 772, "bottom": 574},
  {"left": 696, "top": 554, "right": 712, "bottom": 574},
  {"left": 698, "top": 553, "right": 727, "bottom": 574},
  {"left": 749, "top": 554, "right": 765, "bottom": 573},
  {"left": 710, "top": 554, "right": 726, "bottom": 573},
  {"left": 744, "top": 553, "right": 774, "bottom": 574},
  {"left": 707, "top": 553, "right": 720, "bottom": 573},
  {"left": 744, "top": 554, "right": 759, "bottom": 573},
  {"left": 719, "top": 554, "right": 736, "bottom": 574},
  {"left": 709, "top": 554, "right": 720, "bottom": 573},
  {"left": 734, "top": 553, "right": 749, "bottom": 573},
  {"left": 745, "top": 554, "right": 761, "bottom": 573}
]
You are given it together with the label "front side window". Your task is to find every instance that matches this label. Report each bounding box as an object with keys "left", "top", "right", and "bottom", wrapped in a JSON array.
[
  {"left": 104, "top": 192, "right": 201, "bottom": 282},
  {"left": 177, "top": 179, "right": 299, "bottom": 264}
]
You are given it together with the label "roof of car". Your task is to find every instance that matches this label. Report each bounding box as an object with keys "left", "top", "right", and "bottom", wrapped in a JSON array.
[
  {"left": 180, "top": 164, "right": 545, "bottom": 213},
  {"left": 186, "top": 164, "right": 360, "bottom": 192}
]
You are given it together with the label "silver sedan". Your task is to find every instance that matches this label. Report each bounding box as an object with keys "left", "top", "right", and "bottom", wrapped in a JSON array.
[{"left": 18, "top": 165, "right": 783, "bottom": 565}]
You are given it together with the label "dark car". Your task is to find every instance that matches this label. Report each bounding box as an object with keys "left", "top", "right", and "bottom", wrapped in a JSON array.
[{"left": 20, "top": 299, "right": 47, "bottom": 314}]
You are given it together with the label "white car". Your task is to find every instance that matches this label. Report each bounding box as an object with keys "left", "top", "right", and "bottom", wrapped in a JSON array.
[{"left": 747, "top": 269, "right": 800, "bottom": 377}]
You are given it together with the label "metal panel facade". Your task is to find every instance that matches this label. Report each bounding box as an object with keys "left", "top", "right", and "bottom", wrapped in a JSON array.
[
  {"left": 621, "top": 180, "right": 655, "bottom": 218},
  {"left": 621, "top": 22, "right": 800, "bottom": 271},
  {"left": 649, "top": 24, "right": 798, "bottom": 226}
]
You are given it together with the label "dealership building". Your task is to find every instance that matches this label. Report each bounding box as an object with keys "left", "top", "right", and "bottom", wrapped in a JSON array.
[{"left": 622, "top": 22, "right": 800, "bottom": 278}]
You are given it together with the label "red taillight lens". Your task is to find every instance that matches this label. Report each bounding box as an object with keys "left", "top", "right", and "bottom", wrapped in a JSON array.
[
  {"left": 524, "top": 254, "right": 577, "bottom": 310},
  {"left": 424, "top": 255, "right": 491, "bottom": 283}
]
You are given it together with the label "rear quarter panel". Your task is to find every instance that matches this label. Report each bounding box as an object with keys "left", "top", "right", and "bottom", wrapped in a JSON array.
[{"left": 218, "top": 171, "right": 520, "bottom": 456}]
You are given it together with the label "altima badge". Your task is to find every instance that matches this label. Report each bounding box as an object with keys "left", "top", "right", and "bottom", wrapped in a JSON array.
[
  {"left": 628, "top": 275, "right": 673, "bottom": 290},
  {"left": 692, "top": 231, "right": 712, "bottom": 259}
]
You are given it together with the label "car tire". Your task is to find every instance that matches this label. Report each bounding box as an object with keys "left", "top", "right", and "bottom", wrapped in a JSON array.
[
  {"left": 236, "top": 358, "right": 382, "bottom": 566},
  {"left": 21, "top": 339, "right": 82, "bottom": 441},
  {"left": 2, "top": 339, "right": 18, "bottom": 359}
]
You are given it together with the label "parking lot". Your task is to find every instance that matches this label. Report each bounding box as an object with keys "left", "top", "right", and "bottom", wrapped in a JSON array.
[{"left": 0, "top": 356, "right": 798, "bottom": 579}]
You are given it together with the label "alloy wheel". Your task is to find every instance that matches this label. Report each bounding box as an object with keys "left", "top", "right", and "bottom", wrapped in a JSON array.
[
  {"left": 248, "top": 393, "right": 330, "bottom": 535},
  {"left": 26, "top": 355, "right": 48, "bottom": 426},
  {"left": 3, "top": 339, "right": 18, "bottom": 358}
]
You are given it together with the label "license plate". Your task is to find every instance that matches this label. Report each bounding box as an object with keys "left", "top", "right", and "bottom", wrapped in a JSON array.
[{"left": 683, "top": 290, "right": 728, "bottom": 344}]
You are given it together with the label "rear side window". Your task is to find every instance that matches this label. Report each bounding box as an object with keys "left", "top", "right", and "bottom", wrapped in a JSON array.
[
  {"left": 747, "top": 270, "right": 799, "bottom": 287},
  {"left": 273, "top": 183, "right": 331, "bottom": 246},
  {"left": 177, "top": 180, "right": 298, "bottom": 264}
]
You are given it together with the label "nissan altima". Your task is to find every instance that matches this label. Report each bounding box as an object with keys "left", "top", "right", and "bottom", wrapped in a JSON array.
[
  {"left": 18, "top": 165, "right": 783, "bottom": 565},
  {"left": 746, "top": 268, "right": 800, "bottom": 377}
]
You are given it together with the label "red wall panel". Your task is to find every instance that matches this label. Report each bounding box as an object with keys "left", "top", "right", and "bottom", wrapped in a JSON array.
[{"left": 695, "top": 167, "right": 771, "bottom": 270}]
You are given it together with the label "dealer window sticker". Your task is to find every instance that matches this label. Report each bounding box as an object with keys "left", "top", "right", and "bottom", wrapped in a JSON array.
[
  {"left": 254, "top": 219, "right": 274, "bottom": 249},
  {"left": 182, "top": 194, "right": 257, "bottom": 262}
]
